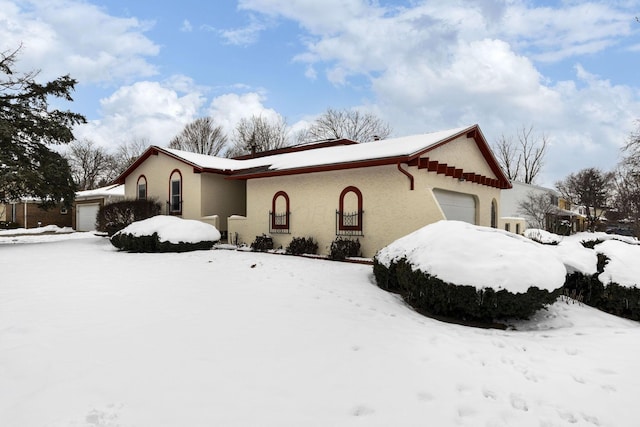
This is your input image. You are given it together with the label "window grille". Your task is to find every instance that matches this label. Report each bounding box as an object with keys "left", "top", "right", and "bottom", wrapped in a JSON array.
[
  {"left": 336, "top": 210, "right": 364, "bottom": 236},
  {"left": 269, "top": 211, "right": 290, "bottom": 234}
]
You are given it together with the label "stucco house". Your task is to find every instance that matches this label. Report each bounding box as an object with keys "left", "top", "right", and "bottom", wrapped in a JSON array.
[{"left": 115, "top": 124, "right": 511, "bottom": 257}]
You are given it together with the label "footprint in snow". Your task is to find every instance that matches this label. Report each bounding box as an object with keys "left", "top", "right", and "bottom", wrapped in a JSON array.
[
  {"left": 351, "top": 405, "right": 374, "bottom": 417},
  {"left": 509, "top": 394, "right": 528, "bottom": 412}
]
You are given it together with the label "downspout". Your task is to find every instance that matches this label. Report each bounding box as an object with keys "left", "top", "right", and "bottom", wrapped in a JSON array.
[
  {"left": 24, "top": 200, "right": 27, "bottom": 228},
  {"left": 397, "top": 162, "right": 414, "bottom": 191}
]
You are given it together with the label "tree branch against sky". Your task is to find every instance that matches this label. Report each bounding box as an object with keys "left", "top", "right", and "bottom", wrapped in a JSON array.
[
  {"left": 168, "top": 117, "right": 228, "bottom": 156},
  {"left": 303, "top": 108, "right": 391, "bottom": 143},
  {"left": 493, "top": 125, "right": 548, "bottom": 184},
  {"left": 0, "top": 45, "right": 85, "bottom": 207}
]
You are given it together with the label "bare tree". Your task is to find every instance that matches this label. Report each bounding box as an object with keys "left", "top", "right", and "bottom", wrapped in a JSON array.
[
  {"left": 168, "top": 117, "right": 228, "bottom": 156},
  {"left": 226, "top": 115, "right": 289, "bottom": 157},
  {"left": 611, "top": 165, "right": 640, "bottom": 236},
  {"left": 517, "top": 191, "right": 558, "bottom": 230},
  {"left": 303, "top": 108, "right": 391, "bottom": 142},
  {"left": 65, "top": 139, "right": 116, "bottom": 190},
  {"left": 493, "top": 125, "right": 548, "bottom": 184},
  {"left": 112, "top": 137, "right": 150, "bottom": 176},
  {"left": 621, "top": 120, "right": 640, "bottom": 170},
  {"left": 494, "top": 134, "right": 521, "bottom": 181},
  {"left": 555, "top": 167, "right": 612, "bottom": 231}
]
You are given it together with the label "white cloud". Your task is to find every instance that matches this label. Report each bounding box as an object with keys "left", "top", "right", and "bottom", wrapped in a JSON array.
[
  {"left": 181, "top": 19, "right": 193, "bottom": 32},
  {"left": 218, "top": 15, "right": 268, "bottom": 45},
  {"left": 207, "top": 92, "right": 283, "bottom": 136},
  {"left": 0, "top": 0, "right": 159, "bottom": 84},
  {"left": 74, "top": 77, "right": 206, "bottom": 151},
  {"left": 238, "top": 0, "right": 640, "bottom": 186}
]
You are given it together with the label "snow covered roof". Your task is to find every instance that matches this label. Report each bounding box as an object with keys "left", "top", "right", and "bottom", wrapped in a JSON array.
[
  {"left": 115, "top": 124, "right": 511, "bottom": 188},
  {"left": 75, "top": 184, "right": 125, "bottom": 200}
]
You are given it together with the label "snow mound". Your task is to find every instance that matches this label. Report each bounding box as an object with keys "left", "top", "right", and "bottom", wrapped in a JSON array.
[
  {"left": 376, "top": 220, "right": 566, "bottom": 293},
  {"left": 114, "top": 215, "right": 221, "bottom": 244},
  {"left": 0, "top": 225, "right": 73, "bottom": 235},
  {"left": 595, "top": 240, "right": 640, "bottom": 287},
  {"left": 524, "top": 228, "right": 562, "bottom": 244}
]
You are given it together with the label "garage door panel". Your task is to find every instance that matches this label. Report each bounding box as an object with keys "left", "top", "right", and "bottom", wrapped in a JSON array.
[
  {"left": 433, "top": 189, "right": 476, "bottom": 224},
  {"left": 77, "top": 203, "right": 100, "bottom": 231}
]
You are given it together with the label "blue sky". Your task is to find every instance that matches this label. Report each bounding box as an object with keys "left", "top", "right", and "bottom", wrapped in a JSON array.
[{"left": 2, "top": 0, "right": 640, "bottom": 186}]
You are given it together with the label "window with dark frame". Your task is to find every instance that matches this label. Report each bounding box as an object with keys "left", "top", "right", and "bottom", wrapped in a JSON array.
[
  {"left": 137, "top": 175, "right": 147, "bottom": 200},
  {"left": 337, "top": 186, "right": 363, "bottom": 236},
  {"left": 269, "top": 191, "right": 290, "bottom": 234},
  {"left": 169, "top": 170, "right": 182, "bottom": 214}
]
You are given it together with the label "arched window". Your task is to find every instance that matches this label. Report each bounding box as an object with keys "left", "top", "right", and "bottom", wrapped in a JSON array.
[
  {"left": 169, "top": 169, "right": 182, "bottom": 214},
  {"left": 137, "top": 175, "right": 147, "bottom": 200},
  {"left": 337, "top": 186, "right": 363, "bottom": 236},
  {"left": 491, "top": 199, "right": 497, "bottom": 228},
  {"left": 270, "top": 191, "right": 290, "bottom": 233}
]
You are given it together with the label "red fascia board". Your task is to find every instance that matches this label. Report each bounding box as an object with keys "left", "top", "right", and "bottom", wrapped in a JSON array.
[
  {"left": 409, "top": 124, "right": 512, "bottom": 189},
  {"left": 113, "top": 145, "right": 237, "bottom": 184}
]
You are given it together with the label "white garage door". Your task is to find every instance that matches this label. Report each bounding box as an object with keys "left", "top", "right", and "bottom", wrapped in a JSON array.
[
  {"left": 76, "top": 203, "right": 100, "bottom": 231},
  {"left": 433, "top": 189, "right": 477, "bottom": 224}
]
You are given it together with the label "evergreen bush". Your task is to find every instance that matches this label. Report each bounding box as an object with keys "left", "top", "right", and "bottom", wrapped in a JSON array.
[
  {"left": 373, "top": 258, "right": 560, "bottom": 323},
  {"left": 329, "top": 237, "right": 361, "bottom": 260},
  {"left": 286, "top": 236, "right": 318, "bottom": 255},
  {"left": 110, "top": 231, "right": 215, "bottom": 253},
  {"left": 251, "top": 234, "right": 274, "bottom": 252},
  {"left": 97, "top": 199, "right": 162, "bottom": 236}
]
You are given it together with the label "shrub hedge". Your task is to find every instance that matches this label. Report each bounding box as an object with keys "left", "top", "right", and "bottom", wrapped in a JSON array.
[
  {"left": 286, "top": 236, "right": 318, "bottom": 255},
  {"left": 563, "top": 253, "right": 640, "bottom": 321},
  {"left": 97, "top": 199, "right": 162, "bottom": 236},
  {"left": 251, "top": 234, "right": 274, "bottom": 252},
  {"left": 110, "top": 232, "right": 215, "bottom": 253},
  {"left": 373, "top": 258, "right": 561, "bottom": 323},
  {"left": 329, "top": 237, "right": 361, "bottom": 260}
]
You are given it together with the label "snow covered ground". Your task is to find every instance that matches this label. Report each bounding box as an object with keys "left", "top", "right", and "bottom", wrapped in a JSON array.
[{"left": 1, "top": 231, "right": 640, "bottom": 427}]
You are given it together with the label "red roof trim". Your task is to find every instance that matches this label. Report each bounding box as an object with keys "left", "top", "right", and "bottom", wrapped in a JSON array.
[{"left": 113, "top": 145, "right": 234, "bottom": 185}]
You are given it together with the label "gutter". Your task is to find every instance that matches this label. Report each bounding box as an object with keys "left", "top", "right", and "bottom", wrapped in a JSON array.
[{"left": 397, "top": 162, "right": 414, "bottom": 190}]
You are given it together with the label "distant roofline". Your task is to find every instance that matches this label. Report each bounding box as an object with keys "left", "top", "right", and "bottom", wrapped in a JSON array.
[{"left": 230, "top": 138, "right": 358, "bottom": 160}]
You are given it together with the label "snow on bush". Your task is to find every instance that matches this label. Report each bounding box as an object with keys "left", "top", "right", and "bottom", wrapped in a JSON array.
[
  {"left": 376, "top": 220, "right": 566, "bottom": 293},
  {"left": 524, "top": 228, "right": 561, "bottom": 245},
  {"left": 113, "top": 215, "right": 221, "bottom": 244},
  {"left": 111, "top": 216, "right": 221, "bottom": 252},
  {"left": 595, "top": 240, "right": 640, "bottom": 287}
]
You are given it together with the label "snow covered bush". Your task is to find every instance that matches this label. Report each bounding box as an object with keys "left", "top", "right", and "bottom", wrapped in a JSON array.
[
  {"left": 110, "top": 216, "right": 221, "bottom": 253},
  {"left": 251, "top": 234, "right": 274, "bottom": 252},
  {"left": 329, "top": 237, "right": 361, "bottom": 260},
  {"left": 97, "top": 199, "right": 162, "bottom": 236},
  {"left": 374, "top": 221, "right": 566, "bottom": 324},
  {"left": 286, "top": 236, "right": 318, "bottom": 255}
]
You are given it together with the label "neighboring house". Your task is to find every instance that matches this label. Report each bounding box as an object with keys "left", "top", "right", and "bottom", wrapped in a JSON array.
[
  {"left": 73, "top": 184, "right": 125, "bottom": 231},
  {"left": 500, "top": 181, "right": 585, "bottom": 234},
  {"left": 0, "top": 199, "right": 72, "bottom": 229},
  {"left": 115, "top": 124, "right": 511, "bottom": 258}
]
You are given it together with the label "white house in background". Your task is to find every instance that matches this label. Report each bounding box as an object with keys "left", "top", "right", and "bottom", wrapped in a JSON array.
[
  {"left": 73, "top": 184, "right": 125, "bottom": 231},
  {"left": 114, "top": 124, "right": 512, "bottom": 257},
  {"left": 500, "top": 181, "right": 585, "bottom": 235}
]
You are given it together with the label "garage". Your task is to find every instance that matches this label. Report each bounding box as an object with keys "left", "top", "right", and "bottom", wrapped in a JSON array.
[
  {"left": 76, "top": 203, "right": 100, "bottom": 231},
  {"left": 432, "top": 189, "right": 477, "bottom": 224}
]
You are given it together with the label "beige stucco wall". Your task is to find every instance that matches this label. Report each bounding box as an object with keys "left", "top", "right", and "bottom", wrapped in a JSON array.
[
  {"left": 427, "top": 136, "right": 496, "bottom": 177},
  {"left": 124, "top": 152, "right": 202, "bottom": 219},
  {"left": 230, "top": 160, "right": 502, "bottom": 258},
  {"left": 200, "top": 173, "right": 246, "bottom": 232}
]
